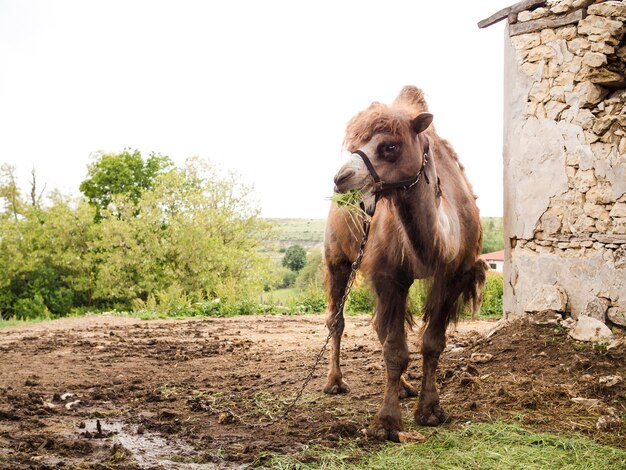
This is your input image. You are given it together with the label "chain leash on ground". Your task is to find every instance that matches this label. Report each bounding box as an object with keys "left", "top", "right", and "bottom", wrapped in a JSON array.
[{"left": 215, "top": 219, "right": 371, "bottom": 428}]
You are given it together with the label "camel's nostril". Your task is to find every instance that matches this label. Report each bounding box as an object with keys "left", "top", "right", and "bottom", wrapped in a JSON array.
[{"left": 334, "top": 169, "right": 355, "bottom": 187}]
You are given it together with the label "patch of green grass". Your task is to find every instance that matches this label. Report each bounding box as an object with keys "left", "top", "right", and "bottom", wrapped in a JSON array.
[
  {"left": 263, "top": 422, "right": 626, "bottom": 469},
  {"left": 0, "top": 317, "right": 48, "bottom": 329}
]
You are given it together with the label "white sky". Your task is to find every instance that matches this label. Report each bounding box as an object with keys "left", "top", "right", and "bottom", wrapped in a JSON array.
[{"left": 0, "top": 0, "right": 509, "bottom": 218}]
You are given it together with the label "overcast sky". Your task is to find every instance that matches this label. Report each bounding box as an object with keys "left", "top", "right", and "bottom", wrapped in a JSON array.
[{"left": 0, "top": 0, "right": 509, "bottom": 218}]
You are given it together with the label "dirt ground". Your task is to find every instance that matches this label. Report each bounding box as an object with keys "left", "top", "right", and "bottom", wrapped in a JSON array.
[{"left": 0, "top": 313, "right": 624, "bottom": 469}]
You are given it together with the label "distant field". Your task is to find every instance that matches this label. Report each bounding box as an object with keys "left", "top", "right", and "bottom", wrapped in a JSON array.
[
  {"left": 265, "top": 218, "right": 326, "bottom": 248},
  {"left": 264, "top": 217, "right": 503, "bottom": 253}
]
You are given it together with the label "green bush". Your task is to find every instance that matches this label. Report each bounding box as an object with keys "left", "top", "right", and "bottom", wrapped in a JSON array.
[
  {"left": 290, "top": 284, "right": 327, "bottom": 313},
  {"left": 295, "top": 248, "right": 324, "bottom": 290},
  {"left": 279, "top": 270, "right": 298, "bottom": 289},
  {"left": 347, "top": 284, "right": 375, "bottom": 313},
  {"left": 480, "top": 272, "right": 504, "bottom": 317},
  {"left": 408, "top": 280, "right": 427, "bottom": 316},
  {"left": 13, "top": 294, "right": 49, "bottom": 320},
  {"left": 0, "top": 157, "right": 270, "bottom": 318}
]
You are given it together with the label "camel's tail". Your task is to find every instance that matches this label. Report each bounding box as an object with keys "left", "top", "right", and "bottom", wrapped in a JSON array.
[{"left": 423, "top": 258, "right": 488, "bottom": 328}]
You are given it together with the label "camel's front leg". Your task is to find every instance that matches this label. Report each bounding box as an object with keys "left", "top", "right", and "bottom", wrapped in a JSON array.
[
  {"left": 323, "top": 261, "right": 351, "bottom": 395},
  {"left": 368, "top": 278, "right": 411, "bottom": 442}
]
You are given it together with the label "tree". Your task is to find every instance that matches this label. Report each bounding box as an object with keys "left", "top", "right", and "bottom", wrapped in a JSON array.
[
  {"left": 79, "top": 149, "right": 172, "bottom": 218},
  {"left": 282, "top": 245, "right": 307, "bottom": 272},
  {"left": 90, "top": 157, "right": 272, "bottom": 306},
  {"left": 0, "top": 164, "right": 23, "bottom": 220},
  {"left": 296, "top": 248, "right": 323, "bottom": 289},
  {"left": 481, "top": 217, "right": 504, "bottom": 253}
]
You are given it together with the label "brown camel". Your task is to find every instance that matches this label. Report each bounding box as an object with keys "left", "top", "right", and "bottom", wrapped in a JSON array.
[{"left": 324, "top": 86, "right": 487, "bottom": 441}]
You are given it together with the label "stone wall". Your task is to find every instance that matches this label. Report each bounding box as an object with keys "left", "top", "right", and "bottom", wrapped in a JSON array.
[{"left": 503, "top": 0, "right": 626, "bottom": 328}]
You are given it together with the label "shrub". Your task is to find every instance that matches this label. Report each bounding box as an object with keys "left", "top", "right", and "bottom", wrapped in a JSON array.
[
  {"left": 346, "top": 284, "right": 375, "bottom": 313},
  {"left": 290, "top": 284, "right": 327, "bottom": 313},
  {"left": 13, "top": 294, "right": 49, "bottom": 320},
  {"left": 480, "top": 271, "right": 504, "bottom": 317}
]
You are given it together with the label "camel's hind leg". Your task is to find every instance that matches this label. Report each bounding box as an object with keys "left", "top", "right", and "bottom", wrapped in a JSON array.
[
  {"left": 415, "top": 261, "right": 486, "bottom": 426},
  {"left": 323, "top": 259, "right": 351, "bottom": 395},
  {"left": 415, "top": 313, "right": 448, "bottom": 426}
]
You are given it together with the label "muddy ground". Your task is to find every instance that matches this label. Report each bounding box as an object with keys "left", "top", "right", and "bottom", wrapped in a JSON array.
[{"left": 0, "top": 313, "right": 624, "bottom": 469}]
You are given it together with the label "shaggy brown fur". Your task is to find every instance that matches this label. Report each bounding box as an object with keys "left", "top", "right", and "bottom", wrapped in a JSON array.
[{"left": 324, "top": 86, "right": 487, "bottom": 441}]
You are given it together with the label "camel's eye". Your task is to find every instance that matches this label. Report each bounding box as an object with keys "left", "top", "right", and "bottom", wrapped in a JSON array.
[{"left": 378, "top": 142, "right": 401, "bottom": 160}]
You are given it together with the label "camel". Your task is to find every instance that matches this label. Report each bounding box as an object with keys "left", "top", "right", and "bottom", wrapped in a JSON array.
[{"left": 324, "top": 86, "right": 487, "bottom": 441}]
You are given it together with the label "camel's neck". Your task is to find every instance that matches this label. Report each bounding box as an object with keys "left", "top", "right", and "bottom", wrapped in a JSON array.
[{"left": 395, "top": 168, "right": 460, "bottom": 268}]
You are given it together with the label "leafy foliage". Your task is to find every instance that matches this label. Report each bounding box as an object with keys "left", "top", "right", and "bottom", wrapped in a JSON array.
[
  {"left": 79, "top": 149, "right": 172, "bottom": 219},
  {"left": 282, "top": 244, "right": 307, "bottom": 272},
  {"left": 0, "top": 156, "right": 270, "bottom": 319},
  {"left": 482, "top": 216, "right": 504, "bottom": 254},
  {"left": 295, "top": 248, "right": 324, "bottom": 290}
]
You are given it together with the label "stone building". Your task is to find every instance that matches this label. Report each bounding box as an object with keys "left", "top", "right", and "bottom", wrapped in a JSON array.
[{"left": 480, "top": 0, "right": 625, "bottom": 329}]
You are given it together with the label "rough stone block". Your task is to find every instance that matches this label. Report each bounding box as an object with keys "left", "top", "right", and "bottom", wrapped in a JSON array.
[
  {"left": 574, "top": 214, "right": 597, "bottom": 232},
  {"left": 591, "top": 142, "right": 614, "bottom": 159},
  {"left": 607, "top": 307, "right": 626, "bottom": 327},
  {"left": 568, "top": 56, "right": 583, "bottom": 73},
  {"left": 550, "top": 85, "right": 570, "bottom": 102},
  {"left": 582, "top": 51, "right": 608, "bottom": 67},
  {"left": 541, "top": 28, "right": 557, "bottom": 44},
  {"left": 613, "top": 218, "right": 626, "bottom": 234},
  {"left": 527, "top": 44, "right": 557, "bottom": 62},
  {"left": 572, "top": 0, "right": 596, "bottom": 8},
  {"left": 578, "top": 15, "right": 624, "bottom": 38},
  {"left": 511, "top": 33, "right": 541, "bottom": 50},
  {"left": 574, "top": 169, "right": 597, "bottom": 192},
  {"left": 576, "top": 67, "right": 625, "bottom": 86},
  {"left": 540, "top": 208, "right": 564, "bottom": 234},
  {"left": 565, "top": 81, "right": 608, "bottom": 107},
  {"left": 550, "top": 0, "right": 575, "bottom": 14},
  {"left": 588, "top": 32, "right": 622, "bottom": 46},
  {"left": 525, "top": 284, "right": 568, "bottom": 313},
  {"left": 609, "top": 202, "right": 626, "bottom": 217},
  {"left": 569, "top": 315, "right": 613, "bottom": 341},
  {"left": 592, "top": 116, "right": 617, "bottom": 135},
  {"left": 590, "top": 42, "right": 615, "bottom": 54},
  {"left": 556, "top": 25, "right": 577, "bottom": 40},
  {"left": 587, "top": 1, "right": 626, "bottom": 18},
  {"left": 584, "top": 202, "right": 609, "bottom": 220},
  {"left": 586, "top": 184, "right": 615, "bottom": 204},
  {"left": 554, "top": 71, "right": 576, "bottom": 86},
  {"left": 517, "top": 10, "right": 534, "bottom": 22},
  {"left": 615, "top": 246, "right": 626, "bottom": 269},
  {"left": 529, "top": 80, "right": 551, "bottom": 102},
  {"left": 568, "top": 37, "right": 591, "bottom": 54},
  {"left": 583, "top": 297, "right": 610, "bottom": 321},
  {"left": 571, "top": 108, "right": 595, "bottom": 129},
  {"left": 546, "top": 100, "right": 568, "bottom": 119},
  {"left": 521, "top": 61, "right": 543, "bottom": 78}
]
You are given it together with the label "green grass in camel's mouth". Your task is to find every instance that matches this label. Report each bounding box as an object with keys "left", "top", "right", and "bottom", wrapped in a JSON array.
[{"left": 331, "top": 189, "right": 364, "bottom": 208}]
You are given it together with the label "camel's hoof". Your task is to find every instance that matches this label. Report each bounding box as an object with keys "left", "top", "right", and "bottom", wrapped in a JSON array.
[
  {"left": 399, "top": 381, "right": 418, "bottom": 399},
  {"left": 415, "top": 405, "right": 449, "bottom": 427},
  {"left": 323, "top": 380, "right": 350, "bottom": 395},
  {"left": 365, "top": 425, "right": 400, "bottom": 442}
]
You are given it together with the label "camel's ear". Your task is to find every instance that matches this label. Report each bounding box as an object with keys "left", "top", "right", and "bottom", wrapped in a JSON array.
[{"left": 412, "top": 113, "right": 433, "bottom": 134}]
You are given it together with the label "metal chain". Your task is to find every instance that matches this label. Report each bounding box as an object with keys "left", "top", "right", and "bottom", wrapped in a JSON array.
[{"left": 214, "top": 218, "right": 371, "bottom": 428}]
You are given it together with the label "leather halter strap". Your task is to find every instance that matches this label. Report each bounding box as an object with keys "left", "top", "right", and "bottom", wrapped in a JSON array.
[{"left": 352, "top": 139, "right": 430, "bottom": 194}]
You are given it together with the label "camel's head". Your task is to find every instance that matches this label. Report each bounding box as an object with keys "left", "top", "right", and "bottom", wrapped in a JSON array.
[{"left": 333, "top": 88, "right": 433, "bottom": 214}]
